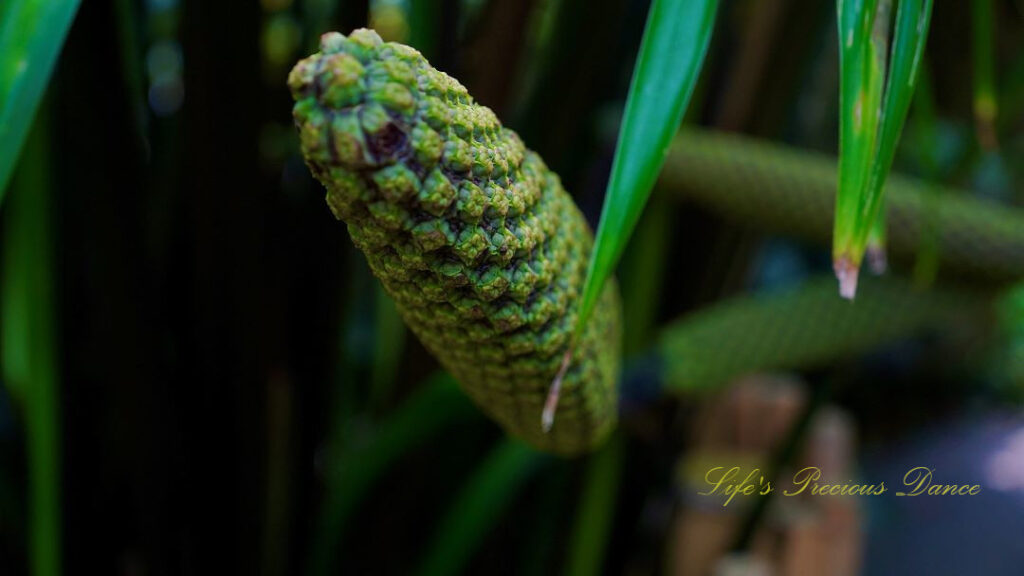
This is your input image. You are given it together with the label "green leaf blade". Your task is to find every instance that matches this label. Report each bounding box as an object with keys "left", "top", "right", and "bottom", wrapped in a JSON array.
[
  {"left": 859, "top": 0, "right": 934, "bottom": 271},
  {"left": 0, "top": 0, "right": 81, "bottom": 205},
  {"left": 833, "top": 0, "right": 932, "bottom": 299},
  {"left": 834, "top": 0, "right": 882, "bottom": 296},
  {"left": 2, "top": 108, "right": 61, "bottom": 576},
  {"left": 574, "top": 0, "right": 718, "bottom": 337}
]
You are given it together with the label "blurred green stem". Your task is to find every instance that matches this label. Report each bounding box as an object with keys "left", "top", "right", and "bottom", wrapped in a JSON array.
[
  {"left": 302, "top": 0, "right": 337, "bottom": 50},
  {"left": 368, "top": 284, "right": 405, "bottom": 414},
  {"left": 408, "top": 0, "right": 442, "bottom": 61},
  {"left": 910, "top": 64, "right": 941, "bottom": 287},
  {"left": 619, "top": 197, "right": 671, "bottom": 357},
  {"left": 113, "top": 0, "right": 147, "bottom": 147},
  {"left": 309, "top": 373, "right": 477, "bottom": 576},
  {"left": 415, "top": 439, "right": 541, "bottom": 576},
  {"left": 565, "top": 434, "right": 625, "bottom": 576},
  {"left": 1, "top": 108, "right": 60, "bottom": 576},
  {"left": 971, "top": 0, "right": 997, "bottom": 148},
  {"left": 460, "top": 0, "right": 536, "bottom": 114},
  {"left": 518, "top": 463, "right": 572, "bottom": 574}
]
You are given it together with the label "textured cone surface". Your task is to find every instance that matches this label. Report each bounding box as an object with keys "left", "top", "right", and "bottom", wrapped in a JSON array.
[
  {"left": 658, "top": 275, "right": 977, "bottom": 391},
  {"left": 661, "top": 129, "right": 1024, "bottom": 283},
  {"left": 289, "top": 29, "right": 620, "bottom": 454}
]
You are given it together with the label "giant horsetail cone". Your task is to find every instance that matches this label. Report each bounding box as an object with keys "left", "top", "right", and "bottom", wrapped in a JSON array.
[{"left": 288, "top": 29, "right": 621, "bottom": 454}]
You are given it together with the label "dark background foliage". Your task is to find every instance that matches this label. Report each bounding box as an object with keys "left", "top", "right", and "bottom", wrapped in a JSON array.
[{"left": 1, "top": 0, "right": 1022, "bottom": 574}]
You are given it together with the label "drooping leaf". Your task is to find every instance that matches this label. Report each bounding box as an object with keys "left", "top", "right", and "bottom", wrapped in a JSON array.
[
  {"left": 861, "top": 0, "right": 893, "bottom": 276},
  {"left": 859, "top": 0, "right": 934, "bottom": 275},
  {"left": 574, "top": 0, "right": 718, "bottom": 337},
  {"left": 834, "top": 0, "right": 883, "bottom": 297},
  {"left": 0, "top": 0, "right": 81, "bottom": 204},
  {"left": 833, "top": 0, "right": 933, "bottom": 298}
]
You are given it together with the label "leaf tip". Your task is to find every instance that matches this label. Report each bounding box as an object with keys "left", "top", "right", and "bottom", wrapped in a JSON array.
[
  {"left": 866, "top": 244, "right": 888, "bottom": 275},
  {"left": 834, "top": 256, "right": 860, "bottom": 300}
]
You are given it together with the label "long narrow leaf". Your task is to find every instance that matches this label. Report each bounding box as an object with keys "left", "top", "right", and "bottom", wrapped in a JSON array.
[
  {"left": 834, "top": 0, "right": 882, "bottom": 297},
  {"left": 574, "top": 0, "right": 718, "bottom": 337},
  {"left": 859, "top": 0, "right": 933, "bottom": 277},
  {"left": 834, "top": 0, "right": 932, "bottom": 299},
  {"left": 1, "top": 109, "right": 60, "bottom": 576},
  {"left": 0, "top": 0, "right": 81, "bottom": 203},
  {"left": 861, "top": 0, "right": 893, "bottom": 275}
]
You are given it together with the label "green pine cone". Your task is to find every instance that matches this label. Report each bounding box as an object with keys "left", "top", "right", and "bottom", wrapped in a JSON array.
[{"left": 288, "top": 29, "right": 621, "bottom": 455}]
